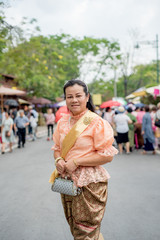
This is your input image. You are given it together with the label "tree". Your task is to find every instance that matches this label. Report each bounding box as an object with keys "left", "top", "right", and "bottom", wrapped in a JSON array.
[
  {"left": 0, "top": 32, "right": 121, "bottom": 100},
  {"left": 116, "top": 62, "right": 158, "bottom": 98},
  {"left": 0, "top": 35, "right": 79, "bottom": 100}
]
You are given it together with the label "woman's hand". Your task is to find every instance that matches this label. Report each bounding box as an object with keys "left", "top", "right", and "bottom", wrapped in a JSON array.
[
  {"left": 64, "top": 159, "right": 77, "bottom": 175},
  {"left": 56, "top": 160, "right": 66, "bottom": 174}
]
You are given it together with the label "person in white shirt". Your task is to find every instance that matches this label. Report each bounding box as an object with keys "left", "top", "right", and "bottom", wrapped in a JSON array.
[
  {"left": 29, "top": 113, "right": 37, "bottom": 141},
  {"left": 114, "top": 106, "right": 132, "bottom": 154}
]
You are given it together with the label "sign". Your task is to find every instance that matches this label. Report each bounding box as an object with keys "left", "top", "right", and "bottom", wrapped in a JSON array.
[{"left": 92, "top": 94, "right": 102, "bottom": 105}]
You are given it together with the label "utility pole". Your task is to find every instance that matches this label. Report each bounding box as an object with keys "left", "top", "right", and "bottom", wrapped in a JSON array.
[
  {"left": 114, "top": 68, "right": 117, "bottom": 98},
  {"left": 135, "top": 34, "right": 159, "bottom": 84},
  {"left": 156, "top": 34, "right": 159, "bottom": 84}
]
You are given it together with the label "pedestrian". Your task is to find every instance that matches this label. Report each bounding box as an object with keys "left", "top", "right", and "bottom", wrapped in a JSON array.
[
  {"left": 29, "top": 112, "right": 37, "bottom": 141},
  {"left": 2, "top": 107, "right": 7, "bottom": 122},
  {"left": 142, "top": 105, "right": 155, "bottom": 154},
  {"left": 127, "top": 107, "right": 137, "bottom": 152},
  {"left": 134, "top": 107, "right": 145, "bottom": 149},
  {"left": 49, "top": 79, "right": 118, "bottom": 240},
  {"left": 113, "top": 106, "right": 132, "bottom": 154},
  {"left": 44, "top": 108, "right": 55, "bottom": 141},
  {"left": 10, "top": 107, "right": 18, "bottom": 135},
  {"left": 95, "top": 106, "right": 102, "bottom": 116},
  {"left": 14, "top": 110, "right": 29, "bottom": 148},
  {"left": 1, "top": 111, "right": 15, "bottom": 154},
  {"left": 154, "top": 103, "right": 160, "bottom": 149},
  {"left": 132, "top": 106, "right": 140, "bottom": 118},
  {"left": 103, "top": 107, "right": 113, "bottom": 125}
]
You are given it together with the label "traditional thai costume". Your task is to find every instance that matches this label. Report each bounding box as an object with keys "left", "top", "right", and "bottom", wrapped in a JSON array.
[{"left": 51, "top": 110, "right": 118, "bottom": 239}]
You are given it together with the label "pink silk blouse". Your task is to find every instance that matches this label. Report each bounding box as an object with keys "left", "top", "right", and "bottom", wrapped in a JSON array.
[{"left": 52, "top": 110, "right": 118, "bottom": 187}]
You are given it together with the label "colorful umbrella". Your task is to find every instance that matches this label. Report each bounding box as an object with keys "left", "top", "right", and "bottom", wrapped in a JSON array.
[
  {"left": 100, "top": 100, "right": 121, "bottom": 108},
  {"left": 55, "top": 106, "right": 69, "bottom": 122}
]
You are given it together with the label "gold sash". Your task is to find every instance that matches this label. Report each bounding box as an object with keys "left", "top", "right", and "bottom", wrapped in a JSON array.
[{"left": 49, "top": 110, "right": 98, "bottom": 184}]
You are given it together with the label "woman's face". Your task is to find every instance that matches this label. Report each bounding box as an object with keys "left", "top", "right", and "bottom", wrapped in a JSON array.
[
  {"left": 65, "top": 84, "right": 89, "bottom": 116},
  {"left": 5, "top": 112, "right": 9, "bottom": 118}
]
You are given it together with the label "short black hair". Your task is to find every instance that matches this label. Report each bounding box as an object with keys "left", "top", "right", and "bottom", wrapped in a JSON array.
[{"left": 127, "top": 107, "right": 132, "bottom": 113}]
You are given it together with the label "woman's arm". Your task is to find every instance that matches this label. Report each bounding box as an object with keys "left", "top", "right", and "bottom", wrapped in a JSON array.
[
  {"left": 54, "top": 150, "right": 66, "bottom": 174},
  {"left": 8, "top": 124, "right": 13, "bottom": 136},
  {"left": 65, "top": 153, "right": 113, "bottom": 175},
  {"left": 77, "top": 153, "right": 113, "bottom": 166}
]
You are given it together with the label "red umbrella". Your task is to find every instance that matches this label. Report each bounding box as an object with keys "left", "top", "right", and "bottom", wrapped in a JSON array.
[
  {"left": 100, "top": 100, "right": 121, "bottom": 108},
  {"left": 55, "top": 106, "right": 69, "bottom": 122}
]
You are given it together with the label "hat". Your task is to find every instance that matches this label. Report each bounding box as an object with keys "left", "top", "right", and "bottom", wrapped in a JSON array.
[{"left": 118, "top": 106, "right": 125, "bottom": 113}]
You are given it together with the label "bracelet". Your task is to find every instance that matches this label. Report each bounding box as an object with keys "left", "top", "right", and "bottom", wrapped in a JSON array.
[
  {"left": 55, "top": 157, "right": 64, "bottom": 165},
  {"left": 73, "top": 159, "right": 78, "bottom": 167}
]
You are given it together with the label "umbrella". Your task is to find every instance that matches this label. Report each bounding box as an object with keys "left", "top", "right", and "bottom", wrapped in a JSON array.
[
  {"left": 55, "top": 106, "right": 69, "bottom": 122},
  {"left": 0, "top": 85, "right": 26, "bottom": 113},
  {"left": 100, "top": 100, "right": 121, "bottom": 108},
  {"left": 4, "top": 99, "right": 19, "bottom": 107},
  {"left": 53, "top": 100, "right": 66, "bottom": 108},
  {"left": 135, "top": 103, "right": 145, "bottom": 108},
  {"left": 31, "top": 97, "right": 51, "bottom": 105}
]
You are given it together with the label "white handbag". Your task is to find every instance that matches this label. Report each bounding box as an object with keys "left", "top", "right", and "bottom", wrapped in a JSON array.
[{"left": 51, "top": 177, "right": 82, "bottom": 196}]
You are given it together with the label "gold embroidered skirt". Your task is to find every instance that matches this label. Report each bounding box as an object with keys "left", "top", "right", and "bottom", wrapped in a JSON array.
[{"left": 61, "top": 181, "right": 108, "bottom": 240}]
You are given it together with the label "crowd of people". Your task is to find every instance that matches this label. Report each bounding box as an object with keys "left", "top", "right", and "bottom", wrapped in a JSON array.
[
  {"left": 0, "top": 105, "right": 56, "bottom": 154},
  {"left": 1, "top": 101, "right": 160, "bottom": 155},
  {"left": 96, "top": 102, "right": 160, "bottom": 154}
]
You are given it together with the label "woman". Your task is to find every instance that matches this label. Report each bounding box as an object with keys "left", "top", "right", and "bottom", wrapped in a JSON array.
[
  {"left": 50, "top": 79, "right": 118, "bottom": 240},
  {"left": 29, "top": 112, "right": 37, "bottom": 141},
  {"left": 1, "top": 111, "right": 15, "bottom": 154},
  {"left": 45, "top": 108, "right": 55, "bottom": 141},
  {"left": 127, "top": 107, "right": 137, "bottom": 152},
  {"left": 103, "top": 107, "right": 113, "bottom": 125},
  {"left": 142, "top": 105, "right": 155, "bottom": 154},
  {"left": 113, "top": 106, "right": 132, "bottom": 154}
]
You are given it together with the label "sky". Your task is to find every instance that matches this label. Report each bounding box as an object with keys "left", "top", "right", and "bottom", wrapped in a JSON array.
[{"left": 4, "top": 0, "right": 160, "bottom": 81}]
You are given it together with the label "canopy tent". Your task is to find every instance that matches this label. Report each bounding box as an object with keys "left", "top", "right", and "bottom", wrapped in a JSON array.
[
  {"left": 126, "top": 85, "right": 160, "bottom": 101},
  {"left": 125, "top": 93, "right": 137, "bottom": 100},
  {"left": 0, "top": 85, "right": 26, "bottom": 112},
  {"left": 125, "top": 87, "right": 147, "bottom": 100},
  {"left": 18, "top": 98, "right": 31, "bottom": 105},
  {"left": 146, "top": 85, "right": 160, "bottom": 96},
  {"left": 31, "top": 97, "right": 51, "bottom": 105}
]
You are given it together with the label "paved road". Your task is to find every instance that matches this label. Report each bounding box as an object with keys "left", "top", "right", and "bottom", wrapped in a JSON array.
[{"left": 0, "top": 137, "right": 160, "bottom": 240}]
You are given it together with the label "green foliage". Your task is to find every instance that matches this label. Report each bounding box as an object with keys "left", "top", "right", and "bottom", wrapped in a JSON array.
[
  {"left": 117, "top": 62, "right": 158, "bottom": 97},
  {"left": 141, "top": 94, "right": 160, "bottom": 105},
  {"left": 0, "top": 29, "right": 121, "bottom": 100},
  {"left": 0, "top": 35, "right": 80, "bottom": 100}
]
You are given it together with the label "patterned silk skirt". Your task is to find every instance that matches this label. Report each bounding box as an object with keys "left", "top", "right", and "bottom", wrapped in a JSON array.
[{"left": 61, "top": 181, "right": 108, "bottom": 240}]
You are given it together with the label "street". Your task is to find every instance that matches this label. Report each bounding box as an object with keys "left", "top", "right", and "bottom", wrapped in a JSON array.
[{"left": 0, "top": 137, "right": 160, "bottom": 240}]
